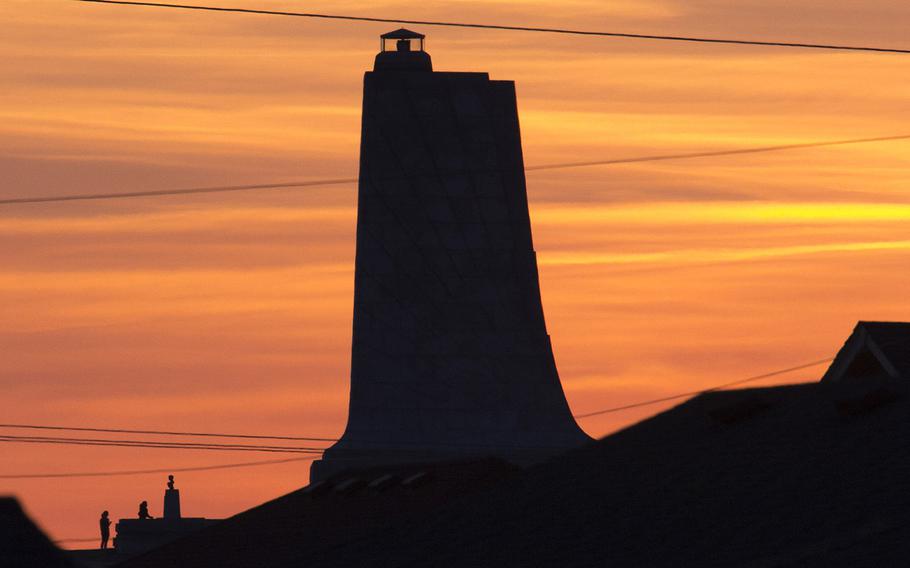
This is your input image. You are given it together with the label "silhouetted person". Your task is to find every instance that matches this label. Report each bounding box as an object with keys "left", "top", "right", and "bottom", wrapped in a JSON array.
[
  {"left": 138, "top": 501, "right": 153, "bottom": 520},
  {"left": 167, "top": 475, "right": 175, "bottom": 490},
  {"left": 99, "top": 511, "right": 111, "bottom": 549}
]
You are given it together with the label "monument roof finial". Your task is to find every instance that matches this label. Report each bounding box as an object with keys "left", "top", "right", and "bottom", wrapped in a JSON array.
[{"left": 380, "top": 28, "right": 425, "bottom": 40}]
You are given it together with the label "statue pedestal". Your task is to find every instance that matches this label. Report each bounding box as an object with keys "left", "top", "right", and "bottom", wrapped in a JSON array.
[
  {"left": 163, "top": 489, "right": 181, "bottom": 520},
  {"left": 114, "top": 517, "right": 217, "bottom": 555}
]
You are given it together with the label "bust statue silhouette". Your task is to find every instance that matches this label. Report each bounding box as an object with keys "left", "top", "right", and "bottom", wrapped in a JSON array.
[{"left": 167, "top": 475, "right": 175, "bottom": 490}]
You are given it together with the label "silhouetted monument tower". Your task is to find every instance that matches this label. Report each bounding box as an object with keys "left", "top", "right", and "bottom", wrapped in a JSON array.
[{"left": 311, "top": 30, "right": 591, "bottom": 481}]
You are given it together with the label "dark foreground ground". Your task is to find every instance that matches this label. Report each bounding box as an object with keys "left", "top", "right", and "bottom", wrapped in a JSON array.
[
  {"left": 0, "top": 498, "right": 77, "bottom": 568},
  {"left": 110, "top": 377, "right": 910, "bottom": 568}
]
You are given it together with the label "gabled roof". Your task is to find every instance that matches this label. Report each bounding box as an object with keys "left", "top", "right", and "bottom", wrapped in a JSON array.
[
  {"left": 861, "top": 321, "right": 910, "bottom": 375},
  {"left": 822, "top": 321, "right": 910, "bottom": 383},
  {"left": 380, "top": 28, "right": 425, "bottom": 40}
]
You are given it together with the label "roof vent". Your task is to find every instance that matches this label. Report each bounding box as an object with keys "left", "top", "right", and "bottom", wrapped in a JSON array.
[
  {"left": 367, "top": 474, "right": 398, "bottom": 491},
  {"left": 401, "top": 471, "right": 432, "bottom": 489},
  {"left": 333, "top": 477, "right": 365, "bottom": 495}
]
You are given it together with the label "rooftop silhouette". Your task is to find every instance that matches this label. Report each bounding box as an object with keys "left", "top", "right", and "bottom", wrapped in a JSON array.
[
  {"left": 823, "top": 321, "right": 910, "bottom": 384},
  {"left": 112, "top": 477, "right": 217, "bottom": 555},
  {"left": 0, "top": 498, "right": 76, "bottom": 567},
  {"left": 115, "top": 365, "right": 910, "bottom": 567}
]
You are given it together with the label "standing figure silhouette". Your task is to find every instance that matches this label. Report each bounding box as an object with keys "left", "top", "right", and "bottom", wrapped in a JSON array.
[
  {"left": 137, "top": 501, "right": 153, "bottom": 519},
  {"left": 99, "top": 510, "right": 111, "bottom": 549},
  {"left": 167, "top": 475, "right": 175, "bottom": 490}
]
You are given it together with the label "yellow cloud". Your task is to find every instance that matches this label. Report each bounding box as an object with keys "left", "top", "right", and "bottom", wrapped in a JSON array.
[
  {"left": 540, "top": 239, "right": 910, "bottom": 266},
  {"left": 532, "top": 202, "right": 910, "bottom": 225}
]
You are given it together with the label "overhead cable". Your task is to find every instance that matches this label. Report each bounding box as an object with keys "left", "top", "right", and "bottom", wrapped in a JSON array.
[
  {"left": 0, "top": 425, "right": 563, "bottom": 451},
  {"left": 78, "top": 0, "right": 910, "bottom": 55},
  {"left": 0, "top": 358, "right": 833, "bottom": 481},
  {"left": 1, "top": 455, "right": 318, "bottom": 479},
  {"left": 525, "top": 134, "right": 910, "bottom": 171},
  {"left": 0, "top": 179, "right": 357, "bottom": 206},
  {"left": 0, "top": 358, "right": 834, "bottom": 455},
  {"left": 3, "top": 134, "right": 909, "bottom": 206},
  {"left": 572, "top": 357, "right": 833, "bottom": 419},
  {"left": 0, "top": 435, "right": 323, "bottom": 453},
  {"left": 0, "top": 423, "right": 338, "bottom": 443}
]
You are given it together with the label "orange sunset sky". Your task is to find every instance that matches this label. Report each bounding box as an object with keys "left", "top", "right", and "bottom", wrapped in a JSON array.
[{"left": 2, "top": 0, "right": 910, "bottom": 546}]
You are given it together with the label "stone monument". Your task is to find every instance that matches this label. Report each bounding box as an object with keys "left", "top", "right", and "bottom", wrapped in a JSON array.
[
  {"left": 310, "top": 30, "right": 591, "bottom": 481},
  {"left": 163, "top": 475, "right": 181, "bottom": 519}
]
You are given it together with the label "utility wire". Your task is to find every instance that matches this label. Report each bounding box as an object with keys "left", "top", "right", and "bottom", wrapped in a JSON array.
[
  {"left": 0, "top": 179, "right": 357, "bottom": 206},
  {"left": 0, "top": 433, "right": 571, "bottom": 453},
  {"left": 572, "top": 357, "right": 833, "bottom": 419},
  {"left": 0, "top": 423, "right": 338, "bottom": 443},
  {"left": 0, "top": 433, "right": 326, "bottom": 451},
  {"left": 0, "top": 425, "right": 562, "bottom": 451},
  {"left": 3, "top": 134, "right": 908, "bottom": 206},
  {"left": 1, "top": 455, "right": 318, "bottom": 479},
  {"left": 0, "top": 366, "right": 831, "bottom": 480},
  {"left": 0, "top": 358, "right": 834, "bottom": 453},
  {"left": 0, "top": 435, "right": 323, "bottom": 454},
  {"left": 524, "top": 134, "right": 910, "bottom": 171},
  {"left": 0, "top": 357, "right": 833, "bottom": 481},
  {"left": 78, "top": 0, "right": 910, "bottom": 55}
]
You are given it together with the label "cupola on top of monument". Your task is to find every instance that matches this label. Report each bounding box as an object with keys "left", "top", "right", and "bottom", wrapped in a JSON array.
[{"left": 375, "top": 28, "right": 432, "bottom": 72}]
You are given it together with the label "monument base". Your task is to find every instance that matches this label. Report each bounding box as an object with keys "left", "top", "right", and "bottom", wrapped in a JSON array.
[
  {"left": 113, "top": 518, "right": 217, "bottom": 555},
  {"left": 310, "top": 444, "right": 575, "bottom": 482},
  {"left": 163, "top": 489, "right": 181, "bottom": 519}
]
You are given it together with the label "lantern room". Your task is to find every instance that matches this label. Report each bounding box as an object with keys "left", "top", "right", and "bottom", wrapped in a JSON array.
[
  {"left": 374, "top": 28, "right": 432, "bottom": 72},
  {"left": 380, "top": 28, "right": 426, "bottom": 52}
]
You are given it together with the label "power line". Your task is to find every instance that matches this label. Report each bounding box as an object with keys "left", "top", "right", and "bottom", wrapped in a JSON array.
[
  {"left": 0, "top": 423, "right": 339, "bottom": 443},
  {"left": 0, "top": 435, "right": 323, "bottom": 453},
  {"left": 525, "top": 134, "right": 910, "bottom": 171},
  {"left": 572, "top": 357, "right": 833, "bottom": 419},
  {"left": 0, "top": 434, "right": 325, "bottom": 451},
  {"left": 0, "top": 179, "right": 357, "bottom": 206},
  {"left": 0, "top": 425, "right": 559, "bottom": 450},
  {"left": 0, "top": 433, "right": 571, "bottom": 454},
  {"left": 3, "top": 134, "right": 908, "bottom": 206},
  {"left": 78, "top": 0, "right": 910, "bottom": 55},
  {"left": 1, "top": 455, "right": 318, "bottom": 479},
  {"left": 0, "top": 358, "right": 834, "bottom": 455},
  {"left": 0, "top": 358, "right": 833, "bottom": 483},
  {"left": 0, "top": 351, "right": 823, "bottom": 480},
  {"left": 0, "top": 360, "right": 828, "bottom": 480}
]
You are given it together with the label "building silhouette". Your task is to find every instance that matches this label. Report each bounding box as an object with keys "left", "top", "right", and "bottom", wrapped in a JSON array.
[
  {"left": 114, "top": 336, "right": 910, "bottom": 567},
  {"left": 113, "top": 477, "right": 217, "bottom": 555},
  {"left": 822, "top": 321, "right": 910, "bottom": 384},
  {"left": 311, "top": 30, "right": 591, "bottom": 480},
  {"left": 0, "top": 498, "right": 76, "bottom": 568}
]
